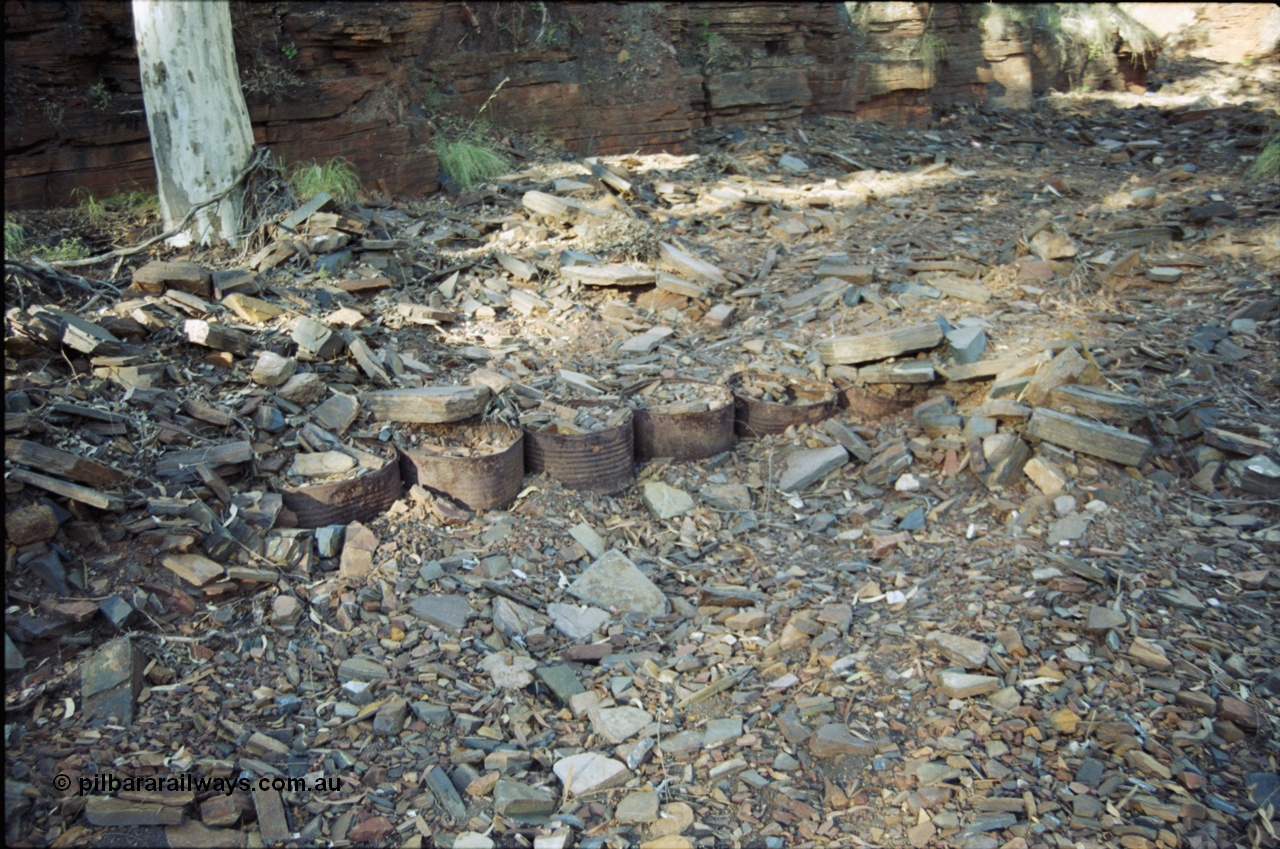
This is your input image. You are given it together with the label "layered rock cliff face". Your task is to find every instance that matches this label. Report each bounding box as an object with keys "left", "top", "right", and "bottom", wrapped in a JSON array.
[{"left": 2, "top": 1, "right": 1178, "bottom": 210}]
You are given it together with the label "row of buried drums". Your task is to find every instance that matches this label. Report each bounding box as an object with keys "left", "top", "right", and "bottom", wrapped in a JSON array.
[{"left": 280, "top": 373, "right": 846, "bottom": 528}]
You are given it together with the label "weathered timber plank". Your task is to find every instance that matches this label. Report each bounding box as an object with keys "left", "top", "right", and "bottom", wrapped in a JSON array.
[
  {"left": 816, "top": 322, "right": 943, "bottom": 366},
  {"left": 360, "top": 386, "right": 491, "bottom": 423},
  {"left": 1026, "top": 408, "right": 1151, "bottom": 466},
  {"left": 155, "top": 441, "right": 255, "bottom": 483},
  {"left": 5, "top": 439, "right": 127, "bottom": 488},
  {"left": 8, "top": 468, "right": 126, "bottom": 511},
  {"left": 1046, "top": 384, "right": 1149, "bottom": 425},
  {"left": 559, "top": 266, "right": 656, "bottom": 287}
]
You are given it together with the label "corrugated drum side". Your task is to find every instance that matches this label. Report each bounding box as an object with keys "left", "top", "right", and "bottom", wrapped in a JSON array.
[
  {"left": 730, "top": 373, "right": 837, "bottom": 438},
  {"left": 524, "top": 413, "right": 635, "bottom": 493},
  {"left": 632, "top": 384, "right": 735, "bottom": 461},
  {"left": 399, "top": 425, "right": 524, "bottom": 511},
  {"left": 281, "top": 446, "right": 401, "bottom": 528}
]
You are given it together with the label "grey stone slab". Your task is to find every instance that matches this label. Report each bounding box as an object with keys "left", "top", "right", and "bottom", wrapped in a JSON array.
[
  {"left": 553, "top": 753, "right": 631, "bottom": 796},
  {"left": 924, "top": 632, "right": 991, "bottom": 669},
  {"left": 410, "top": 594, "right": 474, "bottom": 634},
  {"left": 425, "top": 765, "right": 467, "bottom": 825},
  {"left": 82, "top": 636, "right": 144, "bottom": 724},
  {"left": 641, "top": 481, "right": 695, "bottom": 520},
  {"left": 809, "top": 723, "right": 876, "bottom": 758},
  {"left": 778, "top": 445, "right": 849, "bottom": 492},
  {"left": 946, "top": 326, "right": 988, "bottom": 365},
  {"left": 568, "top": 550, "right": 669, "bottom": 617},
  {"left": 373, "top": 697, "right": 409, "bottom": 736},
  {"left": 336, "top": 657, "right": 390, "bottom": 683},
  {"left": 590, "top": 705, "right": 654, "bottom": 744},
  {"left": 615, "top": 788, "right": 659, "bottom": 824},
  {"left": 547, "top": 602, "right": 611, "bottom": 642},
  {"left": 568, "top": 522, "right": 607, "bottom": 558},
  {"left": 494, "top": 780, "right": 557, "bottom": 823},
  {"left": 1085, "top": 606, "right": 1126, "bottom": 632},
  {"left": 536, "top": 665, "right": 586, "bottom": 705},
  {"left": 702, "top": 717, "right": 744, "bottom": 748},
  {"left": 6, "top": 634, "right": 27, "bottom": 671}
]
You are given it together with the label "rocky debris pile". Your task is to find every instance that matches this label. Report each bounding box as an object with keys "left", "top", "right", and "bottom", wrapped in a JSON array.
[{"left": 5, "top": 74, "right": 1279, "bottom": 849}]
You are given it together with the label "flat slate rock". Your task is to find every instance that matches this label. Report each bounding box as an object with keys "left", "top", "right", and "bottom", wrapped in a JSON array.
[
  {"left": 641, "top": 480, "right": 695, "bottom": 519},
  {"left": 553, "top": 752, "right": 631, "bottom": 796},
  {"left": 568, "top": 550, "right": 669, "bottom": 617},
  {"left": 82, "top": 636, "right": 143, "bottom": 724},
  {"left": 410, "top": 594, "right": 474, "bottom": 633},
  {"left": 777, "top": 445, "right": 849, "bottom": 492},
  {"left": 924, "top": 632, "right": 990, "bottom": 669},
  {"left": 547, "top": 602, "right": 611, "bottom": 642}
]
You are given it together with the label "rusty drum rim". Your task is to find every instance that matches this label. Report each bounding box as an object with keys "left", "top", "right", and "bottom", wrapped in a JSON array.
[
  {"left": 397, "top": 422, "right": 525, "bottom": 512},
  {"left": 727, "top": 370, "right": 837, "bottom": 438},
  {"left": 280, "top": 442, "right": 401, "bottom": 529},
  {"left": 620, "top": 377, "right": 735, "bottom": 461},
  {"left": 523, "top": 400, "right": 635, "bottom": 493}
]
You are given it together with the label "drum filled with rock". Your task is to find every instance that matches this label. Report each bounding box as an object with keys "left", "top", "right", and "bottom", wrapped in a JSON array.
[
  {"left": 280, "top": 442, "right": 401, "bottom": 528},
  {"left": 522, "top": 400, "right": 634, "bottom": 493},
  {"left": 727, "top": 370, "right": 838, "bottom": 438},
  {"left": 623, "top": 377, "right": 735, "bottom": 461},
  {"left": 397, "top": 422, "right": 524, "bottom": 512}
]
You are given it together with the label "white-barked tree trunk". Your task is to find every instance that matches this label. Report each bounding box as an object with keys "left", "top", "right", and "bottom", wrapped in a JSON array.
[{"left": 133, "top": 0, "right": 255, "bottom": 247}]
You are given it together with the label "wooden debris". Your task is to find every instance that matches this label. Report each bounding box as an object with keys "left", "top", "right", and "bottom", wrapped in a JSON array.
[
  {"left": 6, "top": 439, "right": 127, "bottom": 488},
  {"left": 132, "top": 261, "right": 212, "bottom": 297},
  {"left": 7, "top": 467, "right": 125, "bottom": 511},
  {"left": 522, "top": 190, "right": 608, "bottom": 219},
  {"left": 560, "top": 265, "right": 656, "bottom": 287},
  {"left": 155, "top": 441, "right": 255, "bottom": 484},
  {"left": 1026, "top": 408, "right": 1151, "bottom": 467},
  {"left": 658, "top": 241, "right": 729, "bottom": 285},
  {"left": 817, "top": 322, "right": 943, "bottom": 365},
  {"left": 1046, "top": 384, "right": 1148, "bottom": 425},
  {"left": 184, "top": 320, "right": 252, "bottom": 357},
  {"left": 360, "top": 386, "right": 490, "bottom": 423}
]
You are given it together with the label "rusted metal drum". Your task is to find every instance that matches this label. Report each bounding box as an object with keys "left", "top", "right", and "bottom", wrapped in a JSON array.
[
  {"left": 622, "top": 378, "right": 735, "bottom": 461},
  {"left": 728, "top": 370, "right": 837, "bottom": 438},
  {"left": 398, "top": 423, "right": 524, "bottom": 512},
  {"left": 835, "top": 380, "right": 915, "bottom": 423},
  {"left": 523, "top": 403, "right": 635, "bottom": 493},
  {"left": 280, "top": 443, "right": 401, "bottom": 528}
]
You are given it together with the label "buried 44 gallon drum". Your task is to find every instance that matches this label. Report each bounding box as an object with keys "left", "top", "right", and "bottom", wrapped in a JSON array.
[
  {"left": 397, "top": 422, "right": 524, "bottom": 512},
  {"left": 622, "top": 377, "right": 735, "bottom": 461},
  {"left": 280, "top": 442, "right": 401, "bottom": 528},
  {"left": 522, "top": 401, "right": 635, "bottom": 493},
  {"left": 728, "top": 370, "right": 837, "bottom": 438}
]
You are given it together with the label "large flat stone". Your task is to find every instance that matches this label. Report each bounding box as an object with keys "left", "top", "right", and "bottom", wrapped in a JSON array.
[
  {"left": 641, "top": 481, "right": 695, "bottom": 520},
  {"left": 410, "top": 594, "right": 474, "bottom": 634},
  {"left": 82, "top": 636, "right": 144, "bottom": 724},
  {"left": 494, "top": 779, "right": 557, "bottom": 823},
  {"left": 590, "top": 705, "right": 654, "bottom": 744},
  {"left": 568, "top": 550, "right": 669, "bottom": 617},
  {"left": 777, "top": 445, "right": 848, "bottom": 492},
  {"left": 809, "top": 723, "right": 876, "bottom": 758},
  {"left": 547, "top": 602, "right": 611, "bottom": 642},
  {"left": 553, "top": 753, "right": 631, "bottom": 796},
  {"left": 939, "top": 671, "right": 1000, "bottom": 699},
  {"left": 924, "top": 632, "right": 991, "bottom": 669}
]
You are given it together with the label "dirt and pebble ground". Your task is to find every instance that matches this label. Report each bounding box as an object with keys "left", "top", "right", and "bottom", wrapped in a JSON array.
[{"left": 4, "top": 58, "right": 1279, "bottom": 849}]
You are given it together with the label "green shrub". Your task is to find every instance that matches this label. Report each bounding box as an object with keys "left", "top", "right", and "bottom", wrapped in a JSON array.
[
  {"left": 5, "top": 219, "right": 28, "bottom": 255},
  {"left": 1253, "top": 134, "right": 1280, "bottom": 181},
  {"left": 434, "top": 134, "right": 509, "bottom": 191},
  {"left": 286, "top": 157, "right": 362, "bottom": 203},
  {"left": 40, "top": 237, "right": 92, "bottom": 262}
]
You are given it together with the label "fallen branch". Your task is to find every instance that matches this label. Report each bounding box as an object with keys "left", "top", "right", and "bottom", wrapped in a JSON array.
[{"left": 4, "top": 256, "right": 121, "bottom": 296}]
